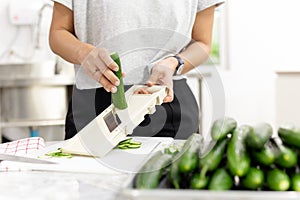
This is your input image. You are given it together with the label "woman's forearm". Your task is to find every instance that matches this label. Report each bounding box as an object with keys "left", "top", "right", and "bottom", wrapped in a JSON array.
[
  {"left": 49, "top": 29, "right": 93, "bottom": 65},
  {"left": 178, "top": 5, "right": 215, "bottom": 74},
  {"left": 49, "top": 2, "right": 94, "bottom": 65},
  {"left": 178, "top": 41, "right": 210, "bottom": 74}
]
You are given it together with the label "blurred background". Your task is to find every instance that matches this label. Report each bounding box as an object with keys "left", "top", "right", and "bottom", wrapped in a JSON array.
[
  {"left": 0, "top": 0, "right": 74, "bottom": 142},
  {"left": 0, "top": 0, "right": 300, "bottom": 142}
]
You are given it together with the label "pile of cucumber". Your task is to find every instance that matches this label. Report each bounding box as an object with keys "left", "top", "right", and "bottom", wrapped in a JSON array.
[{"left": 134, "top": 117, "right": 300, "bottom": 192}]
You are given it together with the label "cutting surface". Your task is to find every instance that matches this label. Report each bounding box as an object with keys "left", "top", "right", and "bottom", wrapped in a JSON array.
[{"left": 0, "top": 137, "right": 173, "bottom": 174}]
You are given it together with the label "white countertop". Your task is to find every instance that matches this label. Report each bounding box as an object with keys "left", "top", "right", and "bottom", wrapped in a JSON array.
[
  {"left": 0, "top": 171, "right": 129, "bottom": 200},
  {"left": 0, "top": 138, "right": 176, "bottom": 200}
]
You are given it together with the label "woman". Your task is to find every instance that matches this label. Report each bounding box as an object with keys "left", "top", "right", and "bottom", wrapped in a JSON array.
[{"left": 49, "top": 0, "right": 224, "bottom": 140}]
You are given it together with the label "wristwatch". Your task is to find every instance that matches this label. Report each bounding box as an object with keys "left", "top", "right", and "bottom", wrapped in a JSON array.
[{"left": 173, "top": 55, "right": 184, "bottom": 75}]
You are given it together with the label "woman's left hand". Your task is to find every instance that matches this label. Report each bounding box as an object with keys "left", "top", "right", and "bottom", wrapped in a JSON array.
[{"left": 146, "top": 57, "right": 178, "bottom": 103}]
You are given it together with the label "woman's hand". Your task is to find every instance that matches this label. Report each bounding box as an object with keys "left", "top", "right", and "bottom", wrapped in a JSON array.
[
  {"left": 81, "top": 47, "right": 121, "bottom": 93},
  {"left": 146, "top": 57, "right": 178, "bottom": 103},
  {"left": 49, "top": 3, "right": 124, "bottom": 93}
]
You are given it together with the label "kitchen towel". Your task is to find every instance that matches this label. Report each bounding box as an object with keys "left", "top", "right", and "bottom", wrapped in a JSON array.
[{"left": 0, "top": 137, "right": 45, "bottom": 172}]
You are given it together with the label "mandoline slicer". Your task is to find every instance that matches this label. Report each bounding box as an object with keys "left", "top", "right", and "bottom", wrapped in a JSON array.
[{"left": 61, "top": 85, "right": 168, "bottom": 157}]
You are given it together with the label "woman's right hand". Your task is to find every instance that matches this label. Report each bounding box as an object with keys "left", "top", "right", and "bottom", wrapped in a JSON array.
[{"left": 81, "top": 47, "right": 120, "bottom": 93}]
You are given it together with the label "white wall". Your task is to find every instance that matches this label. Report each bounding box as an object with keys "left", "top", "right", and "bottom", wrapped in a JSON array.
[
  {"left": 0, "top": 0, "right": 55, "bottom": 65},
  {"left": 219, "top": 0, "right": 300, "bottom": 128},
  {"left": 0, "top": 0, "right": 67, "bottom": 141}
]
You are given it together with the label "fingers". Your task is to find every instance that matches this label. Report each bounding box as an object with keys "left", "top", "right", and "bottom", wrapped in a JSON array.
[
  {"left": 83, "top": 48, "right": 125, "bottom": 92},
  {"left": 134, "top": 87, "right": 152, "bottom": 94},
  {"left": 134, "top": 85, "right": 173, "bottom": 102},
  {"left": 147, "top": 65, "right": 174, "bottom": 102},
  {"left": 82, "top": 47, "right": 127, "bottom": 93},
  {"left": 102, "top": 68, "right": 120, "bottom": 86},
  {"left": 98, "top": 48, "right": 119, "bottom": 72},
  {"left": 146, "top": 81, "right": 154, "bottom": 87},
  {"left": 147, "top": 70, "right": 160, "bottom": 86},
  {"left": 94, "top": 72, "right": 117, "bottom": 93},
  {"left": 163, "top": 89, "right": 174, "bottom": 103}
]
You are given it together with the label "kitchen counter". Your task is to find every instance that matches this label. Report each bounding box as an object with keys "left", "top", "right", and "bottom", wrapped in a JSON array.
[
  {"left": 0, "top": 171, "right": 129, "bottom": 200},
  {"left": 1, "top": 138, "right": 300, "bottom": 200},
  {"left": 0, "top": 138, "right": 176, "bottom": 200}
]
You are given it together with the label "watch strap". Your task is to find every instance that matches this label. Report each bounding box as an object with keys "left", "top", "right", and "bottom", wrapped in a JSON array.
[{"left": 173, "top": 55, "right": 184, "bottom": 75}]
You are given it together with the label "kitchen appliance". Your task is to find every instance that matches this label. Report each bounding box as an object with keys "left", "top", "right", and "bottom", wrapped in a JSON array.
[{"left": 61, "top": 85, "right": 168, "bottom": 158}]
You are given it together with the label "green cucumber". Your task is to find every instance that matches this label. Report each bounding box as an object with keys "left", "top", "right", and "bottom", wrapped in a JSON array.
[
  {"left": 118, "top": 138, "right": 133, "bottom": 145},
  {"left": 128, "top": 141, "right": 142, "bottom": 146},
  {"left": 168, "top": 159, "right": 181, "bottom": 189},
  {"left": 178, "top": 133, "right": 202, "bottom": 173},
  {"left": 135, "top": 151, "right": 172, "bottom": 189},
  {"left": 267, "top": 168, "right": 290, "bottom": 191},
  {"left": 291, "top": 174, "right": 300, "bottom": 191},
  {"left": 227, "top": 125, "right": 252, "bottom": 177},
  {"left": 208, "top": 168, "right": 233, "bottom": 190},
  {"left": 241, "top": 167, "right": 264, "bottom": 190},
  {"left": 246, "top": 123, "right": 273, "bottom": 149},
  {"left": 168, "top": 134, "right": 202, "bottom": 188},
  {"left": 110, "top": 52, "right": 127, "bottom": 110},
  {"left": 251, "top": 141, "right": 276, "bottom": 166},
  {"left": 278, "top": 125, "right": 300, "bottom": 149},
  {"left": 128, "top": 144, "right": 142, "bottom": 148},
  {"left": 211, "top": 117, "right": 237, "bottom": 141},
  {"left": 273, "top": 137, "right": 298, "bottom": 168},
  {"left": 117, "top": 138, "right": 142, "bottom": 149},
  {"left": 168, "top": 150, "right": 182, "bottom": 189},
  {"left": 276, "top": 147, "right": 298, "bottom": 168},
  {"left": 199, "top": 139, "right": 228, "bottom": 178},
  {"left": 190, "top": 173, "right": 209, "bottom": 189}
]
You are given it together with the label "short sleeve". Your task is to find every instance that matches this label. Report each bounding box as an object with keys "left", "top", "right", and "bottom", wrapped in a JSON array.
[
  {"left": 197, "top": 0, "right": 225, "bottom": 12},
  {"left": 52, "top": 0, "right": 73, "bottom": 10}
]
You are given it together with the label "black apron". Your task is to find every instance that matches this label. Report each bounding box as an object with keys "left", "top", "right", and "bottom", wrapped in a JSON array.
[{"left": 65, "top": 78, "right": 199, "bottom": 140}]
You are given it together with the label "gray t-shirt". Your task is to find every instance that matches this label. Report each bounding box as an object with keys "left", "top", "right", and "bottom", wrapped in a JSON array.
[{"left": 53, "top": 0, "right": 224, "bottom": 89}]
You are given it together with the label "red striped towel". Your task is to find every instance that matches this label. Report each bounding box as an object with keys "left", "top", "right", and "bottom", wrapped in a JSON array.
[{"left": 0, "top": 137, "right": 45, "bottom": 171}]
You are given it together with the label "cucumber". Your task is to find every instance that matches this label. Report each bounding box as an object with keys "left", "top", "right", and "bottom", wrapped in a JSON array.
[
  {"left": 135, "top": 151, "right": 172, "bottom": 189},
  {"left": 199, "top": 139, "right": 228, "bottom": 178},
  {"left": 227, "top": 125, "right": 252, "bottom": 177},
  {"left": 110, "top": 52, "right": 128, "bottom": 110},
  {"left": 273, "top": 137, "right": 298, "bottom": 168},
  {"left": 267, "top": 168, "right": 290, "bottom": 191},
  {"left": 241, "top": 167, "right": 264, "bottom": 190},
  {"left": 118, "top": 138, "right": 133, "bottom": 145},
  {"left": 208, "top": 168, "right": 233, "bottom": 190},
  {"left": 178, "top": 133, "right": 202, "bottom": 173},
  {"left": 168, "top": 159, "right": 181, "bottom": 189},
  {"left": 278, "top": 125, "right": 300, "bottom": 149},
  {"left": 168, "top": 150, "right": 182, "bottom": 189},
  {"left": 211, "top": 117, "right": 237, "bottom": 141},
  {"left": 251, "top": 141, "right": 276, "bottom": 166},
  {"left": 246, "top": 123, "right": 273, "bottom": 149},
  {"left": 168, "top": 134, "right": 202, "bottom": 188},
  {"left": 276, "top": 147, "right": 298, "bottom": 168},
  {"left": 190, "top": 173, "right": 209, "bottom": 189},
  {"left": 291, "top": 174, "right": 300, "bottom": 191}
]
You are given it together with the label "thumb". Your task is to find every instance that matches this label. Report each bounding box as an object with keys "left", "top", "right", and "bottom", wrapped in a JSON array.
[
  {"left": 146, "top": 81, "right": 154, "bottom": 87},
  {"left": 163, "top": 90, "right": 174, "bottom": 103},
  {"left": 147, "top": 70, "right": 160, "bottom": 86}
]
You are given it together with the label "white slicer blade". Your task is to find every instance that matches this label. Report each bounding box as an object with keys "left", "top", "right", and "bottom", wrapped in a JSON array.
[{"left": 61, "top": 85, "right": 168, "bottom": 157}]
